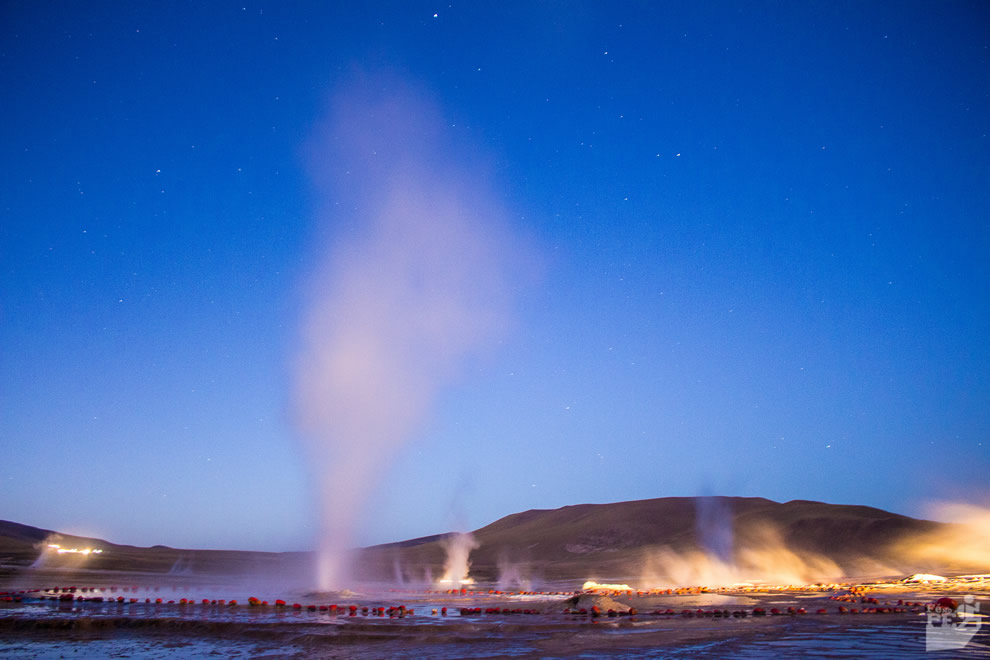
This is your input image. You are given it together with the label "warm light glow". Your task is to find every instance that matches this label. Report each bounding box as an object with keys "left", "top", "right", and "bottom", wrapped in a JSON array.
[
  {"left": 48, "top": 543, "right": 103, "bottom": 555},
  {"left": 891, "top": 501, "right": 990, "bottom": 569},
  {"left": 438, "top": 532, "right": 479, "bottom": 587},
  {"left": 903, "top": 573, "right": 947, "bottom": 583},
  {"left": 583, "top": 580, "right": 634, "bottom": 591}
]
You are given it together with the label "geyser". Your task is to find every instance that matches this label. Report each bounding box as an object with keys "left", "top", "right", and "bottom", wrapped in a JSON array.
[
  {"left": 293, "top": 73, "right": 530, "bottom": 590},
  {"left": 439, "top": 532, "right": 479, "bottom": 585},
  {"left": 695, "top": 496, "right": 733, "bottom": 565},
  {"left": 642, "top": 522, "right": 843, "bottom": 588}
]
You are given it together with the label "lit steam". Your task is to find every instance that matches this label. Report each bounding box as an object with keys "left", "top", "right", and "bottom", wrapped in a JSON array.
[
  {"left": 30, "top": 536, "right": 105, "bottom": 569},
  {"left": 294, "top": 74, "right": 528, "bottom": 590},
  {"left": 891, "top": 501, "right": 990, "bottom": 571},
  {"left": 439, "top": 532, "right": 479, "bottom": 585},
  {"left": 642, "top": 523, "right": 842, "bottom": 588}
]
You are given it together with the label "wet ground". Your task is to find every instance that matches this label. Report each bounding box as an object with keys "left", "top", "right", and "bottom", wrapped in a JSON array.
[{"left": 1, "top": 573, "right": 987, "bottom": 658}]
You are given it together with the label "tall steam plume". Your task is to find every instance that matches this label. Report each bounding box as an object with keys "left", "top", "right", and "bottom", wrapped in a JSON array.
[{"left": 294, "top": 74, "right": 528, "bottom": 590}]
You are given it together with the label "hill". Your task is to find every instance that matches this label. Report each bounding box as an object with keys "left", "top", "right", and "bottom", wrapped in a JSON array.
[
  {"left": 359, "top": 496, "right": 952, "bottom": 582},
  {"left": 1, "top": 496, "right": 973, "bottom": 585},
  {"left": 0, "top": 519, "right": 304, "bottom": 578}
]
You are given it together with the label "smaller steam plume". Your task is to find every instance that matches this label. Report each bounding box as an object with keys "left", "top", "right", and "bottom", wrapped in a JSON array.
[
  {"left": 392, "top": 557, "right": 407, "bottom": 586},
  {"left": 497, "top": 553, "right": 534, "bottom": 591},
  {"left": 439, "top": 532, "right": 479, "bottom": 585},
  {"left": 695, "top": 496, "right": 733, "bottom": 564}
]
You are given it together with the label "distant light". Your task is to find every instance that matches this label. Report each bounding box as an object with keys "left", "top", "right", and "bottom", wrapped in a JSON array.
[
  {"left": 48, "top": 543, "right": 103, "bottom": 555},
  {"left": 903, "top": 573, "right": 946, "bottom": 583}
]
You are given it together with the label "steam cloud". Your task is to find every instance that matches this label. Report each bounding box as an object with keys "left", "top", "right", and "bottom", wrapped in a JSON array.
[
  {"left": 440, "top": 532, "right": 480, "bottom": 585},
  {"left": 892, "top": 501, "right": 990, "bottom": 571},
  {"left": 294, "top": 74, "right": 528, "bottom": 590},
  {"left": 643, "top": 501, "right": 990, "bottom": 587},
  {"left": 642, "top": 523, "right": 843, "bottom": 588},
  {"left": 639, "top": 497, "right": 842, "bottom": 587}
]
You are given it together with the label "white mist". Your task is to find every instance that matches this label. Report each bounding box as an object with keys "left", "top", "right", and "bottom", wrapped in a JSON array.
[{"left": 293, "top": 74, "right": 530, "bottom": 590}]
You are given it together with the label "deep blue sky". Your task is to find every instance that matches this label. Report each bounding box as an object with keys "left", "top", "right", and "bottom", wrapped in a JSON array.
[{"left": 1, "top": 1, "right": 988, "bottom": 552}]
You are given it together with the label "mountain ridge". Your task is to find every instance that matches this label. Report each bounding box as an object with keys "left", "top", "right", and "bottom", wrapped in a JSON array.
[{"left": 0, "top": 496, "right": 964, "bottom": 583}]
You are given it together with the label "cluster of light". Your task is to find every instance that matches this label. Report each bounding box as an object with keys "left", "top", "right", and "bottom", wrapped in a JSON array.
[
  {"left": 582, "top": 580, "right": 634, "bottom": 591},
  {"left": 902, "top": 573, "right": 947, "bottom": 583},
  {"left": 48, "top": 543, "right": 103, "bottom": 555}
]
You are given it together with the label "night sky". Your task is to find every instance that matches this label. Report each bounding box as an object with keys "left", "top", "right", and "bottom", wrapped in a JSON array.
[{"left": 2, "top": 1, "right": 988, "bottom": 553}]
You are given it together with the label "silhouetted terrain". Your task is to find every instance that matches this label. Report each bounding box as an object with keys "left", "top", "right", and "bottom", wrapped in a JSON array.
[
  {"left": 0, "top": 519, "right": 305, "bottom": 578},
  {"left": 360, "top": 496, "right": 950, "bottom": 581},
  {"left": 1, "top": 497, "right": 966, "bottom": 584}
]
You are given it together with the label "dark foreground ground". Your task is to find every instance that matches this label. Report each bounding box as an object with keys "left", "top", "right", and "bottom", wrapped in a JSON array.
[{"left": 1, "top": 570, "right": 988, "bottom": 658}]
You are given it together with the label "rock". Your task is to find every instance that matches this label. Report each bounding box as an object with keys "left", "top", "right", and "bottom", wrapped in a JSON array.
[{"left": 561, "top": 594, "right": 630, "bottom": 613}]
